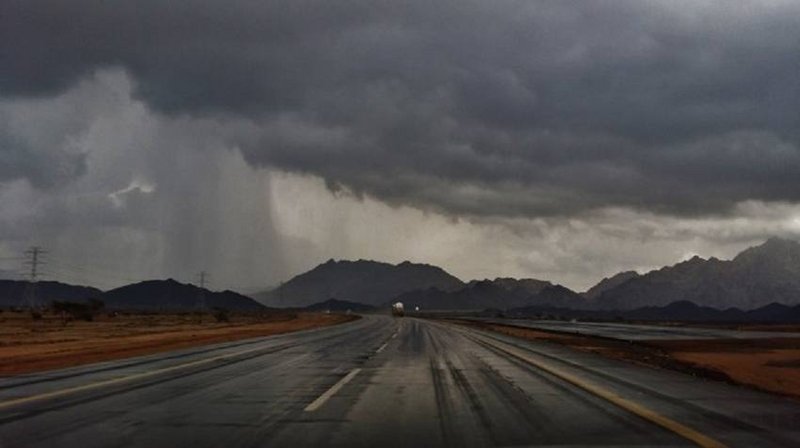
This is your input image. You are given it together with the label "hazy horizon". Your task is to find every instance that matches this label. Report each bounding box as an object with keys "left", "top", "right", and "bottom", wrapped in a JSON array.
[{"left": 2, "top": 236, "right": 794, "bottom": 295}]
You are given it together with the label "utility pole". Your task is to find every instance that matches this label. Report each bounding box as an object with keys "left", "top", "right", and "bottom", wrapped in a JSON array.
[
  {"left": 197, "top": 271, "right": 209, "bottom": 322},
  {"left": 22, "top": 246, "right": 47, "bottom": 312},
  {"left": 199, "top": 271, "right": 209, "bottom": 289}
]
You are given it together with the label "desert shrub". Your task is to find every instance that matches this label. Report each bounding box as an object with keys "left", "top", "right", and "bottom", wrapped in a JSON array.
[
  {"left": 87, "top": 298, "right": 104, "bottom": 312},
  {"left": 212, "top": 307, "right": 230, "bottom": 323},
  {"left": 52, "top": 298, "right": 106, "bottom": 323}
]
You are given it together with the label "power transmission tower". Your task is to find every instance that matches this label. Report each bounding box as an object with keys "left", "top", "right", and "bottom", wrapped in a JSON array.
[
  {"left": 22, "top": 246, "right": 47, "bottom": 311},
  {"left": 196, "top": 271, "right": 209, "bottom": 322}
]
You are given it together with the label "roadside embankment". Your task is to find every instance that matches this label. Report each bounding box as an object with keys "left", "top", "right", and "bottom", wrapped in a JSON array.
[
  {"left": 449, "top": 319, "right": 800, "bottom": 400},
  {"left": 0, "top": 311, "right": 358, "bottom": 375}
]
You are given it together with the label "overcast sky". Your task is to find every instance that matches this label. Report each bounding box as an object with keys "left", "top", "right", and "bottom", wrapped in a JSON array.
[{"left": 2, "top": 1, "right": 800, "bottom": 292}]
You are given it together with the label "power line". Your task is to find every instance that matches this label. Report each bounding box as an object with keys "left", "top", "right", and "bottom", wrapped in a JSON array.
[
  {"left": 23, "top": 246, "right": 46, "bottom": 282},
  {"left": 46, "top": 261, "right": 144, "bottom": 286},
  {"left": 13, "top": 249, "right": 142, "bottom": 294},
  {"left": 10, "top": 248, "right": 254, "bottom": 301},
  {"left": 21, "top": 246, "right": 47, "bottom": 310},
  {"left": 198, "top": 271, "right": 210, "bottom": 290},
  {"left": 196, "top": 271, "right": 210, "bottom": 320},
  {"left": 44, "top": 268, "right": 122, "bottom": 291}
]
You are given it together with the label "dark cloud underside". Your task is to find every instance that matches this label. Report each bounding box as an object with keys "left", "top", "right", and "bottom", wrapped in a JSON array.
[{"left": 3, "top": 0, "right": 800, "bottom": 218}]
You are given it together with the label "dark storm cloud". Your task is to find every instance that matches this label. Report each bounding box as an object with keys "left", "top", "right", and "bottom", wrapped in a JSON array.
[{"left": 3, "top": 0, "right": 800, "bottom": 217}]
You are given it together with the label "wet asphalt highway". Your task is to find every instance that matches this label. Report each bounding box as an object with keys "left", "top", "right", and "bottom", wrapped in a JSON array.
[{"left": 1, "top": 315, "right": 799, "bottom": 447}]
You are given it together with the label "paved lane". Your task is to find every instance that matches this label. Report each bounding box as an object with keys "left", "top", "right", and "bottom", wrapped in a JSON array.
[
  {"left": 470, "top": 318, "right": 800, "bottom": 341},
  {"left": 269, "top": 319, "right": 686, "bottom": 447},
  {"left": 1, "top": 316, "right": 798, "bottom": 447},
  {"left": 0, "top": 316, "right": 395, "bottom": 447}
]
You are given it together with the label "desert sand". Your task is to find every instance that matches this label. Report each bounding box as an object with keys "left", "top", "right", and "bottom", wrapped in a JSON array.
[
  {"left": 456, "top": 320, "right": 800, "bottom": 400},
  {"left": 0, "top": 311, "right": 357, "bottom": 375}
]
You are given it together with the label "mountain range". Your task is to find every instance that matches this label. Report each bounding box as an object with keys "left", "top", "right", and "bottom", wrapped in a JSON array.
[
  {"left": 102, "top": 279, "right": 265, "bottom": 311},
  {"left": 255, "top": 259, "right": 464, "bottom": 307},
  {"left": 0, "top": 280, "right": 103, "bottom": 308},
  {"left": 3, "top": 237, "right": 800, "bottom": 315},
  {"left": 392, "top": 281, "right": 584, "bottom": 311},
  {"left": 592, "top": 237, "right": 800, "bottom": 310},
  {"left": 255, "top": 237, "right": 800, "bottom": 312},
  {"left": 0, "top": 278, "right": 264, "bottom": 311},
  {"left": 582, "top": 271, "right": 640, "bottom": 299}
]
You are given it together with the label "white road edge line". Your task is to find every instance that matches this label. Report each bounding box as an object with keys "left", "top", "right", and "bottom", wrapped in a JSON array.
[
  {"left": 376, "top": 342, "right": 389, "bottom": 353},
  {"left": 304, "top": 368, "right": 362, "bottom": 412}
]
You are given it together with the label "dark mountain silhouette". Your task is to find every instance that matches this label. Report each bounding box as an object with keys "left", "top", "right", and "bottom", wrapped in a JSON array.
[
  {"left": 256, "top": 259, "right": 464, "bottom": 307},
  {"left": 303, "top": 298, "right": 374, "bottom": 313},
  {"left": 394, "top": 238, "right": 800, "bottom": 312},
  {"left": 394, "top": 281, "right": 513, "bottom": 311},
  {"left": 594, "top": 238, "right": 800, "bottom": 310},
  {"left": 583, "top": 271, "right": 640, "bottom": 299},
  {"left": 745, "top": 302, "right": 800, "bottom": 322},
  {"left": 467, "top": 277, "right": 552, "bottom": 295},
  {"left": 102, "top": 279, "right": 265, "bottom": 311},
  {"left": 623, "top": 301, "right": 744, "bottom": 321},
  {"left": 533, "top": 285, "right": 585, "bottom": 306},
  {"left": 0, "top": 280, "right": 103, "bottom": 308},
  {"left": 395, "top": 280, "right": 583, "bottom": 311},
  {"left": 508, "top": 300, "right": 800, "bottom": 323}
]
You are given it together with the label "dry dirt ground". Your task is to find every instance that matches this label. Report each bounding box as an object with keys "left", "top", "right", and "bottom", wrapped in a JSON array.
[
  {"left": 454, "top": 320, "right": 800, "bottom": 400},
  {"left": 0, "top": 311, "right": 358, "bottom": 375},
  {"left": 654, "top": 338, "right": 800, "bottom": 400}
]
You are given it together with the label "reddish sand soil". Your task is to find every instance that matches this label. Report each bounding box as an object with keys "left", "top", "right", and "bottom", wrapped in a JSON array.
[
  {"left": 0, "top": 312, "right": 358, "bottom": 375},
  {"left": 652, "top": 338, "right": 800, "bottom": 399},
  {"left": 453, "top": 320, "right": 800, "bottom": 400}
]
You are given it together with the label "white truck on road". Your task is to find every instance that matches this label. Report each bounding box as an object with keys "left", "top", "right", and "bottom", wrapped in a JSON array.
[{"left": 391, "top": 302, "right": 405, "bottom": 317}]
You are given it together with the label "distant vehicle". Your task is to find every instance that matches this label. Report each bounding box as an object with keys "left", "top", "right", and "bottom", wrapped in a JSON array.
[{"left": 391, "top": 302, "right": 404, "bottom": 317}]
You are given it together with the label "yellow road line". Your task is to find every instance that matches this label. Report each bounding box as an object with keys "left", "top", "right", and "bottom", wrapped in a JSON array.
[
  {"left": 467, "top": 331, "right": 728, "bottom": 448},
  {"left": 0, "top": 343, "right": 279, "bottom": 411}
]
